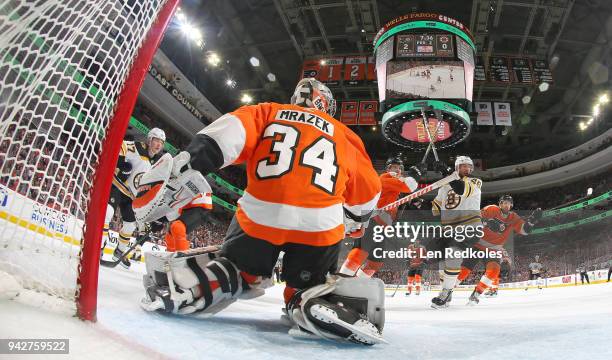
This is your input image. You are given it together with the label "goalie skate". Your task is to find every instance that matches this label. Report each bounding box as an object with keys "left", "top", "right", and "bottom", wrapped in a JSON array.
[{"left": 307, "top": 300, "right": 386, "bottom": 345}]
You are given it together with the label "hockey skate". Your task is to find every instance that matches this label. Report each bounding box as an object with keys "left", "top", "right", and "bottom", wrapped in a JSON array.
[
  {"left": 484, "top": 289, "right": 498, "bottom": 297},
  {"left": 431, "top": 288, "right": 453, "bottom": 309},
  {"left": 467, "top": 290, "right": 480, "bottom": 306},
  {"left": 405, "top": 291, "right": 411, "bottom": 296}
]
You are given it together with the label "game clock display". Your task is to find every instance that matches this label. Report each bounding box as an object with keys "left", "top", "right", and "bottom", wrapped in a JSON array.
[{"left": 396, "top": 34, "right": 455, "bottom": 58}]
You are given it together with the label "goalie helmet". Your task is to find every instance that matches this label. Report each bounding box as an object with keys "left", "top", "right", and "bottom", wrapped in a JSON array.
[
  {"left": 454, "top": 155, "right": 473, "bottom": 171},
  {"left": 147, "top": 127, "right": 166, "bottom": 142},
  {"left": 290, "top": 77, "right": 336, "bottom": 117}
]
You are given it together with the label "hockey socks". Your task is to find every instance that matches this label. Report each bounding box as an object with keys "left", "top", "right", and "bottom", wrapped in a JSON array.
[{"left": 339, "top": 248, "right": 368, "bottom": 276}]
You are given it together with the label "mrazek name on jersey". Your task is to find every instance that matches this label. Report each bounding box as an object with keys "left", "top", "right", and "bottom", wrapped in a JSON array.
[{"left": 276, "top": 110, "right": 334, "bottom": 136}]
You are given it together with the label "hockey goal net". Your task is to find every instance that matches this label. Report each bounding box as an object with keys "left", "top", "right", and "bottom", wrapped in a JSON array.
[{"left": 0, "top": 0, "right": 178, "bottom": 320}]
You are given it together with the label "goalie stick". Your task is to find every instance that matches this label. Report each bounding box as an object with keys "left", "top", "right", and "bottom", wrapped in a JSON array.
[
  {"left": 100, "top": 232, "right": 157, "bottom": 268},
  {"left": 380, "top": 172, "right": 460, "bottom": 211}
]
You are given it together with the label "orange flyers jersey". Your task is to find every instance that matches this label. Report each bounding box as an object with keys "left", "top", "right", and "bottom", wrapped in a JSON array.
[
  {"left": 407, "top": 244, "right": 427, "bottom": 267},
  {"left": 375, "top": 172, "right": 416, "bottom": 220},
  {"left": 477, "top": 205, "right": 526, "bottom": 250},
  {"left": 198, "top": 102, "right": 381, "bottom": 246}
]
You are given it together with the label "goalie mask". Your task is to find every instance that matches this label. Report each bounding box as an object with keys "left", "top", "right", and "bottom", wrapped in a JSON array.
[{"left": 291, "top": 78, "right": 337, "bottom": 117}]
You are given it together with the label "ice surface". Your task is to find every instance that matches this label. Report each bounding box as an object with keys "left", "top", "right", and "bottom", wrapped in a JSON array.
[{"left": 1, "top": 265, "right": 611, "bottom": 360}]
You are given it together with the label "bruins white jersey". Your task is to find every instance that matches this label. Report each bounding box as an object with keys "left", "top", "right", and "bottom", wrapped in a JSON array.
[
  {"left": 529, "top": 262, "right": 543, "bottom": 274},
  {"left": 432, "top": 176, "right": 482, "bottom": 226},
  {"left": 112, "top": 141, "right": 161, "bottom": 198}
]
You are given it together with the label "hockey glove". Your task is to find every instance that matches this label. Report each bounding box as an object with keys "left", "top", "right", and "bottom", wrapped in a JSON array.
[
  {"left": 116, "top": 158, "right": 132, "bottom": 182},
  {"left": 434, "top": 161, "right": 453, "bottom": 177},
  {"left": 483, "top": 218, "right": 506, "bottom": 233},
  {"left": 404, "top": 165, "right": 423, "bottom": 182}
]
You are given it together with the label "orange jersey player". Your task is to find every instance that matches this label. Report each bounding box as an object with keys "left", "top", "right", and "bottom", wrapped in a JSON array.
[
  {"left": 461, "top": 195, "right": 542, "bottom": 305},
  {"left": 140, "top": 78, "right": 387, "bottom": 345},
  {"left": 406, "top": 240, "right": 427, "bottom": 296},
  {"left": 339, "top": 155, "right": 421, "bottom": 278}
]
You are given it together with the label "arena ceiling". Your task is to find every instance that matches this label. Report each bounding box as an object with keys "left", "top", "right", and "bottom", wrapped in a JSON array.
[{"left": 160, "top": 0, "right": 612, "bottom": 158}]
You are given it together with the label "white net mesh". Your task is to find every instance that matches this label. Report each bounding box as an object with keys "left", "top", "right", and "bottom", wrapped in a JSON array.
[{"left": 0, "top": 0, "right": 169, "bottom": 305}]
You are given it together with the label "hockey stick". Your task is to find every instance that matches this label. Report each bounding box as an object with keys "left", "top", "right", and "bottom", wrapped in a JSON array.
[
  {"left": 421, "top": 109, "right": 445, "bottom": 164},
  {"left": 100, "top": 232, "right": 154, "bottom": 268},
  {"left": 420, "top": 108, "right": 440, "bottom": 162},
  {"left": 386, "top": 269, "right": 408, "bottom": 297},
  {"left": 380, "top": 172, "right": 460, "bottom": 211},
  {"left": 387, "top": 283, "right": 401, "bottom": 298}
]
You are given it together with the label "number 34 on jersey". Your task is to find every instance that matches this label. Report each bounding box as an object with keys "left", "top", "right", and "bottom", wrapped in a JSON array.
[{"left": 196, "top": 102, "right": 381, "bottom": 246}]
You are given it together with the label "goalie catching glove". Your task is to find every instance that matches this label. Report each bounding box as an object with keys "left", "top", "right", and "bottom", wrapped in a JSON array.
[{"left": 133, "top": 152, "right": 213, "bottom": 223}]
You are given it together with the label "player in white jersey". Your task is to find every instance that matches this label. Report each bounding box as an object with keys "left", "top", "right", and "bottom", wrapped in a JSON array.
[
  {"left": 526, "top": 255, "right": 545, "bottom": 290},
  {"left": 100, "top": 128, "right": 166, "bottom": 268},
  {"left": 429, "top": 156, "right": 483, "bottom": 308}
]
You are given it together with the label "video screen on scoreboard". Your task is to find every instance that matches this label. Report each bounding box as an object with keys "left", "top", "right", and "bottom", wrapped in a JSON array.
[{"left": 385, "top": 60, "right": 466, "bottom": 100}]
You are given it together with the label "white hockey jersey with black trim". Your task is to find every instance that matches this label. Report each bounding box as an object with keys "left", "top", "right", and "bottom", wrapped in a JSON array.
[
  {"left": 431, "top": 176, "right": 482, "bottom": 226},
  {"left": 112, "top": 141, "right": 161, "bottom": 198}
]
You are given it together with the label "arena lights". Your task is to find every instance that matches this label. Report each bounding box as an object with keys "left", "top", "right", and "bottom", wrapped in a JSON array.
[
  {"left": 267, "top": 73, "right": 276, "bottom": 82},
  {"left": 249, "top": 57, "right": 260, "bottom": 67},
  {"left": 538, "top": 82, "right": 550, "bottom": 92},
  {"left": 241, "top": 94, "right": 253, "bottom": 104},
  {"left": 207, "top": 52, "right": 221, "bottom": 67},
  {"left": 591, "top": 92, "right": 609, "bottom": 119},
  {"left": 521, "top": 95, "right": 532, "bottom": 104},
  {"left": 320, "top": 59, "right": 326, "bottom": 65},
  {"left": 176, "top": 7, "right": 204, "bottom": 48},
  {"left": 226, "top": 79, "right": 236, "bottom": 88}
]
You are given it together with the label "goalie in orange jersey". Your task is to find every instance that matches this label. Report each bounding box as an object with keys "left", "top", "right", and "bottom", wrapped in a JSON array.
[
  {"left": 339, "top": 155, "right": 423, "bottom": 278},
  {"left": 456, "top": 195, "right": 542, "bottom": 305},
  {"left": 405, "top": 239, "right": 427, "bottom": 296},
  {"left": 137, "top": 78, "right": 387, "bottom": 345}
]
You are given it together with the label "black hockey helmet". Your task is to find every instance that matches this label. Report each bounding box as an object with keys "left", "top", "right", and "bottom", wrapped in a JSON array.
[
  {"left": 386, "top": 155, "right": 404, "bottom": 171},
  {"left": 499, "top": 194, "right": 513, "bottom": 205}
]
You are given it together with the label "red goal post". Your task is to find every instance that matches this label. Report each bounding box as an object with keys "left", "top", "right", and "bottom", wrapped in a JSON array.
[{"left": 0, "top": 0, "right": 180, "bottom": 321}]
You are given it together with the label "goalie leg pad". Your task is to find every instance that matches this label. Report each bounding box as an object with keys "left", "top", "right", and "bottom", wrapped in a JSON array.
[
  {"left": 287, "top": 276, "right": 386, "bottom": 345},
  {"left": 141, "top": 249, "right": 269, "bottom": 315}
]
